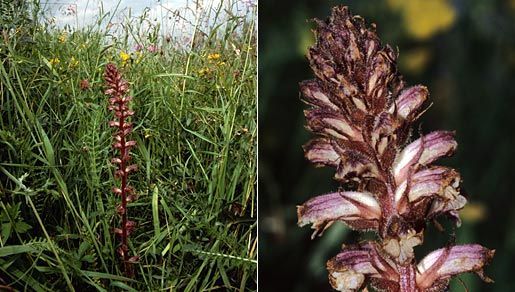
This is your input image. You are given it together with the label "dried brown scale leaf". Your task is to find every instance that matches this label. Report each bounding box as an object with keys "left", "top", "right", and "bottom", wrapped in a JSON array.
[{"left": 296, "top": 5, "right": 493, "bottom": 292}]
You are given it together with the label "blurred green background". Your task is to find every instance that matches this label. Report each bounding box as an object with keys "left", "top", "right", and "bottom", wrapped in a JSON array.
[{"left": 259, "top": 0, "right": 515, "bottom": 291}]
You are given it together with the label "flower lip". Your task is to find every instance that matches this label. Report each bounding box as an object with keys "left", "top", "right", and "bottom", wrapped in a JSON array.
[
  {"left": 416, "top": 244, "right": 495, "bottom": 290},
  {"left": 393, "top": 131, "right": 457, "bottom": 185},
  {"left": 303, "top": 138, "right": 341, "bottom": 168},
  {"left": 297, "top": 191, "right": 381, "bottom": 238},
  {"left": 393, "top": 85, "right": 429, "bottom": 120}
]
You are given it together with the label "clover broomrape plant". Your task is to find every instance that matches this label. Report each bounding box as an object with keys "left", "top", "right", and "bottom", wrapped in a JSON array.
[
  {"left": 104, "top": 63, "right": 139, "bottom": 276},
  {"left": 296, "top": 6, "right": 494, "bottom": 292}
]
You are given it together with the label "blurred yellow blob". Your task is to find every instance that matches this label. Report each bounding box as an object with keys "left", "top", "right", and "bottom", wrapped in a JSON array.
[
  {"left": 58, "top": 32, "right": 67, "bottom": 43},
  {"left": 298, "top": 25, "right": 315, "bottom": 56},
  {"left": 120, "top": 51, "right": 130, "bottom": 65},
  {"left": 207, "top": 53, "right": 221, "bottom": 60},
  {"left": 69, "top": 56, "right": 79, "bottom": 68},
  {"left": 135, "top": 51, "right": 143, "bottom": 64},
  {"left": 388, "top": 0, "right": 456, "bottom": 40},
  {"left": 144, "top": 129, "right": 152, "bottom": 139},
  {"left": 198, "top": 67, "right": 211, "bottom": 76},
  {"left": 400, "top": 47, "right": 431, "bottom": 74},
  {"left": 49, "top": 57, "right": 60, "bottom": 66},
  {"left": 459, "top": 202, "right": 487, "bottom": 223}
]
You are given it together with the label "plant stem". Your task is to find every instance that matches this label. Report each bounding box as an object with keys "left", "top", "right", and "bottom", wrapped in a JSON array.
[{"left": 119, "top": 110, "right": 129, "bottom": 270}]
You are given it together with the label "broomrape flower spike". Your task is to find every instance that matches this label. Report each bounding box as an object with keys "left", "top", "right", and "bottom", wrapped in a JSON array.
[
  {"left": 104, "top": 63, "right": 139, "bottom": 276},
  {"left": 296, "top": 6, "right": 494, "bottom": 292}
]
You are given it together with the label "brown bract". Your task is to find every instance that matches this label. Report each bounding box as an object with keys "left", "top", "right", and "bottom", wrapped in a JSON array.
[{"left": 296, "top": 6, "right": 493, "bottom": 291}]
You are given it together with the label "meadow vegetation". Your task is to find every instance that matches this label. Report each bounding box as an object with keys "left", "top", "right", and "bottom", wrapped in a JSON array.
[{"left": 0, "top": 0, "right": 256, "bottom": 290}]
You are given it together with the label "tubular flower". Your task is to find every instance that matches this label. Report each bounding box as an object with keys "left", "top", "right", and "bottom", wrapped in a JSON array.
[
  {"left": 104, "top": 63, "right": 139, "bottom": 276},
  {"left": 296, "top": 6, "right": 493, "bottom": 291}
]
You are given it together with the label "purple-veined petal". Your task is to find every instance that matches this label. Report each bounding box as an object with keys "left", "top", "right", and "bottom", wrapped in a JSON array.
[
  {"left": 297, "top": 191, "right": 381, "bottom": 238},
  {"left": 408, "top": 167, "right": 460, "bottom": 203},
  {"left": 304, "top": 138, "right": 341, "bottom": 168},
  {"left": 394, "top": 85, "right": 428, "bottom": 120},
  {"left": 395, "top": 167, "right": 460, "bottom": 206},
  {"left": 125, "top": 140, "right": 137, "bottom": 147},
  {"left": 416, "top": 244, "right": 495, "bottom": 290},
  {"left": 393, "top": 131, "right": 457, "bottom": 184},
  {"left": 398, "top": 264, "right": 417, "bottom": 292}
]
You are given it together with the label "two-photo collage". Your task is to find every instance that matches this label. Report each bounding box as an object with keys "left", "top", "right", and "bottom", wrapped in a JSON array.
[{"left": 1, "top": 0, "right": 514, "bottom": 291}]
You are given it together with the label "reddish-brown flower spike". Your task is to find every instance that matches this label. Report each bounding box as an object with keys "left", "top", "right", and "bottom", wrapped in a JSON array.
[
  {"left": 104, "top": 63, "right": 138, "bottom": 277},
  {"left": 296, "top": 6, "right": 493, "bottom": 291}
]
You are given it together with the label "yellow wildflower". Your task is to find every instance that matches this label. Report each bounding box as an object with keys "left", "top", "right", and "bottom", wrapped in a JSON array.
[
  {"left": 144, "top": 129, "right": 152, "bottom": 139},
  {"left": 120, "top": 51, "right": 131, "bottom": 65},
  {"left": 49, "top": 57, "right": 60, "bottom": 66},
  {"left": 400, "top": 48, "right": 431, "bottom": 74},
  {"left": 58, "top": 32, "right": 67, "bottom": 43},
  {"left": 135, "top": 51, "right": 143, "bottom": 64},
  {"left": 217, "top": 61, "right": 226, "bottom": 66},
  {"left": 69, "top": 56, "right": 79, "bottom": 68},
  {"left": 387, "top": 0, "right": 456, "bottom": 40},
  {"left": 207, "top": 53, "right": 221, "bottom": 61},
  {"left": 198, "top": 68, "right": 211, "bottom": 76}
]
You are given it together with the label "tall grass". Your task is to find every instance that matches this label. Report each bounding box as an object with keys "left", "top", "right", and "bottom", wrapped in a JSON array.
[{"left": 0, "top": 0, "right": 256, "bottom": 290}]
